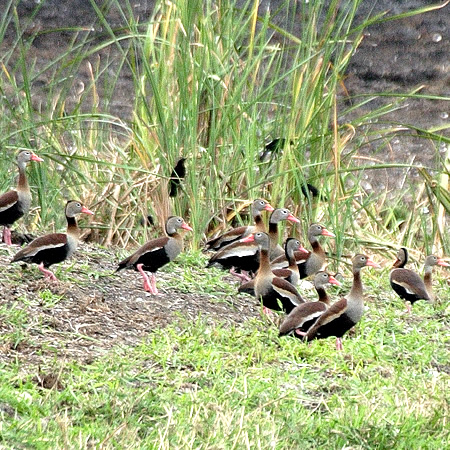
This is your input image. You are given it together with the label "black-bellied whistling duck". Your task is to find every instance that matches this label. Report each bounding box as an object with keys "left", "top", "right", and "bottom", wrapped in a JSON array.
[
  {"left": 241, "top": 232, "right": 305, "bottom": 313},
  {"left": 271, "top": 223, "right": 334, "bottom": 278},
  {"left": 205, "top": 199, "right": 274, "bottom": 251},
  {"left": 304, "top": 254, "right": 379, "bottom": 351},
  {"left": 279, "top": 271, "right": 341, "bottom": 338},
  {"left": 0, "top": 150, "right": 43, "bottom": 245},
  {"left": 206, "top": 208, "right": 299, "bottom": 280},
  {"left": 238, "top": 237, "right": 307, "bottom": 296},
  {"left": 390, "top": 248, "right": 449, "bottom": 312},
  {"left": 117, "top": 216, "right": 193, "bottom": 294},
  {"left": 11, "top": 200, "right": 93, "bottom": 280},
  {"left": 270, "top": 237, "right": 306, "bottom": 285},
  {"left": 168, "top": 157, "right": 186, "bottom": 197},
  {"left": 267, "top": 208, "right": 300, "bottom": 259}
]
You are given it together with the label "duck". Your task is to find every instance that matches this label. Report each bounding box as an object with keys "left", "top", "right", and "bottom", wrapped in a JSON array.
[
  {"left": 117, "top": 216, "right": 193, "bottom": 294},
  {"left": 11, "top": 200, "right": 93, "bottom": 280},
  {"left": 205, "top": 199, "right": 274, "bottom": 251},
  {"left": 279, "top": 271, "right": 341, "bottom": 338},
  {"left": 241, "top": 232, "right": 305, "bottom": 313},
  {"left": 271, "top": 223, "right": 335, "bottom": 278},
  {"left": 0, "top": 150, "right": 44, "bottom": 245},
  {"left": 304, "top": 254, "right": 379, "bottom": 350},
  {"left": 168, "top": 157, "right": 186, "bottom": 198},
  {"left": 390, "top": 248, "right": 449, "bottom": 312},
  {"left": 238, "top": 237, "right": 307, "bottom": 296},
  {"left": 206, "top": 208, "right": 299, "bottom": 280}
]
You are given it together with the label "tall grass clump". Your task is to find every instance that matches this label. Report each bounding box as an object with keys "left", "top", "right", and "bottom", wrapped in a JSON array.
[{"left": 0, "top": 0, "right": 448, "bottom": 255}]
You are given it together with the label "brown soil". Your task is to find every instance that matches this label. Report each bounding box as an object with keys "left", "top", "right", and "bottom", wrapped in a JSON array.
[{"left": 0, "top": 242, "right": 262, "bottom": 370}]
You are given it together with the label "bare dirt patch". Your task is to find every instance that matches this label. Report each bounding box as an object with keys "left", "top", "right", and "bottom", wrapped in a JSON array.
[{"left": 0, "top": 243, "right": 261, "bottom": 370}]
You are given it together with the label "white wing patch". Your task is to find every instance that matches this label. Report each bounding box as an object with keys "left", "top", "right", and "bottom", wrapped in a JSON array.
[
  {"left": 23, "top": 242, "right": 66, "bottom": 257},
  {"left": 0, "top": 201, "right": 18, "bottom": 212},
  {"left": 391, "top": 280, "right": 417, "bottom": 295}
]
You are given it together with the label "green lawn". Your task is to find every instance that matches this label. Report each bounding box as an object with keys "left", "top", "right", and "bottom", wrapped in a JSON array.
[{"left": 1, "top": 251, "right": 448, "bottom": 449}]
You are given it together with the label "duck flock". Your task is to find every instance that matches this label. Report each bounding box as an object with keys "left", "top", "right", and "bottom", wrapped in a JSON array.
[{"left": 1, "top": 151, "right": 448, "bottom": 351}]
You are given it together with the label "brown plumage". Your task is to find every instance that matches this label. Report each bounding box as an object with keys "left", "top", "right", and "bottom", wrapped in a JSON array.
[
  {"left": 241, "top": 232, "right": 305, "bottom": 313},
  {"left": 271, "top": 223, "right": 334, "bottom": 278},
  {"left": 11, "top": 200, "right": 93, "bottom": 280},
  {"left": 207, "top": 208, "right": 299, "bottom": 280},
  {"left": 279, "top": 271, "right": 341, "bottom": 338},
  {"left": 0, "top": 150, "right": 43, "bottom": 245},
  {"left": 304, "top": 254, "right": 379, "bottom": 351},
  {"left": 390, "top": 248, "right": 449, "bottom": 312},
  {"left": 117, "top": 216, "right": 193, "bottom": 294},
  {"left": 205, "top": 199, "right": 274, "bottom": 251},
  {"left": 238, "top": 237, "right": 307, "bottom": 296}
]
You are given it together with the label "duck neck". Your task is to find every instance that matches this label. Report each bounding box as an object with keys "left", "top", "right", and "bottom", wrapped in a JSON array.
[
  {"left": 423, "top": 265, "right": 433, "bottom": 295},
  {"left": 17, "top": 162, "right": 30, "bottom": 192},
  {"left": 348, "top": 268, "right": 363, "bottom": 303},
  {"left": 170, "top": 231, "right": 183, "bottom": 244},
  {"left": 254, "top": 214, "right": 265, "bottom": 232},
  {"left": 67, "top": 215, "right": 80, "bottom": 238},
  {"left": 393, "top": 259, "right": 406, "bottom": 269},
  {"left": 316, "top": 286, "right": 330, "bottom": 305},
  {"left": 259, "top": 248, "right": 272, "bottom": 275},
  {"left": 268, "top": 221, "right": 279, "bottom": 251},
  {"left": 310, "top": 237, "right": 324, "bottom": 257},
  {"left": 286, "top": 249, "right": 295, "bottom": 267}
]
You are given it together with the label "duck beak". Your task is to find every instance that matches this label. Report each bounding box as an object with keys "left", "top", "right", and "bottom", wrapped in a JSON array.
[
  {"left": 264, "top": 204, "right": 275, "bottom": 212},
  {"left": 287, "top": 214, "right": 300, "bottom": 223},
  {"left": 437, "top": 259, "right": 450, "bottom": 267},
  {"left": 321, "top": 228, "right": 335, "bottom": 237},
  {"left": 298, "top": 245, "right": 309, "bottom": 254},
  {"left": 31, "top": 152, "right": 44, "bottom": 162},
  {"left": 81, "top": 206, "right": 94, "bottom": 215},
  {"left": 241, "top": 234, "right": 255, "bottom": 243},
  {"left": 328, "top": 275, "right": 341, "bottom": 286},
  {"left": 366, "top": 258, "right": 380, "bottom": 268},
  {"left": 182, "top": 223, "right": 193, "bottom": 232},
  {"left": 392, "top": 258, "right": 400, "bottom": 268}
]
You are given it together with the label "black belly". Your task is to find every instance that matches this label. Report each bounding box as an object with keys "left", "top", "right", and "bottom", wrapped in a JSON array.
[
  {"left": 390, "top": 282, "right": 426, "bottom": 304},
  {"left": 298, "top": 263, "right": 308, "bottom": 279},
  {"left": 210, "top": 253, "right": 259, "bottom": 273},
  {"left": 24, "top": 245, "right": 70, "bottom": 268},
  {"left": 259, "top": 287, "right": 297, "bottom": 313},
  {"left": 135, "top": 248, "right": 170, "bottom": 273},
  {"left": 0, "top": 203, "right": 25, "bottom": 227},
  {"left": 296, "top": 316, "right": 320, "bottom": 336},
  {"left": 313, "top": 314, "right": 356, "bottom": 340}
]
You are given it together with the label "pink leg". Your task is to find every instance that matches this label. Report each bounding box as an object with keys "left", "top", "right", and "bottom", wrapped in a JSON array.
[
  {"left": 294, "top": 329, "right": 307, "bottom": 337},
  {"left": 406, "top": 303, "right": 412, "bottom": 314},
  {"left": 335, "top": 337, "right": 343, "bottom": 351},
  {"left": 262, "top": 306, "right": 276, "bottom": 317},
  {"left": 2, "top": 227, "right": 12, "bottom": 245},
  {"left": 137, "top": 264, "right": 153, "bottom": 293},
  {"left": 150, "top": 273, "right": 159, "bottom": 295},
  {"left": 38, "top": 262, "right": 57, "bottom": 281},
  {"left": 230, "top": 268, "right": 251, "bottom": 282}
]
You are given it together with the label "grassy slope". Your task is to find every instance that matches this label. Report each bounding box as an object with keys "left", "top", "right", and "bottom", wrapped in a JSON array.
[
  {"left": 0, "top": 250, "right": 448, "bottom": 449},
  {"left": 0, "top": 1, "right": 448, "bottom": 447}
]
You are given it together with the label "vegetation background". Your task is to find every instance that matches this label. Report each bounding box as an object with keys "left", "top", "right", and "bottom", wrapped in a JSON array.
[{"left": 0, "top": 0, "right": 449, "bottom": 448}]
